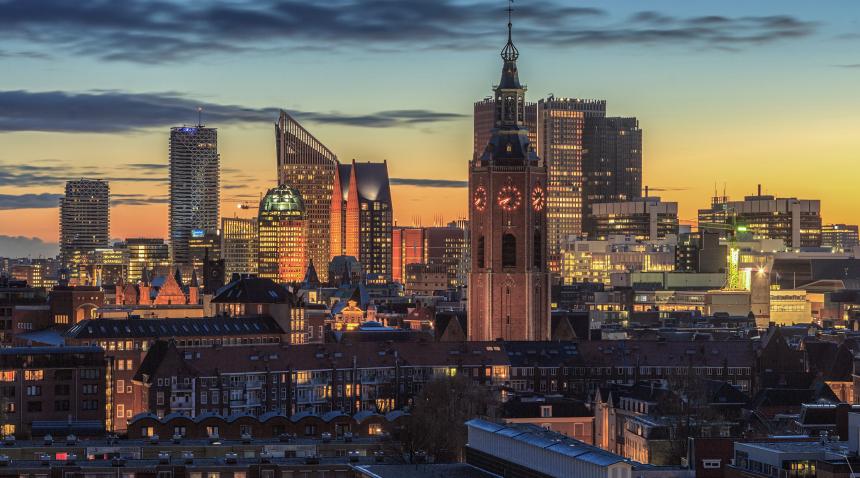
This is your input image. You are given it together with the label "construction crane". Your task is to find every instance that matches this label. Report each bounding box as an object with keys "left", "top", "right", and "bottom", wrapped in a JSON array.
[{"left": 697, "top": 218, "right": 749, "bottom": 290}]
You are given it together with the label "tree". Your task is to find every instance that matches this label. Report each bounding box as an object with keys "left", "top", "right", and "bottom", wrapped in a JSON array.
[{"left": 399, "top": 374, "right": 496, "bottom": 463}]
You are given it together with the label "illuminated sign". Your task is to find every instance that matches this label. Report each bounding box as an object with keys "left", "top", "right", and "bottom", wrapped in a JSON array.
[{"left": 191, "top": 229, "right": 205, "bottom": 238}]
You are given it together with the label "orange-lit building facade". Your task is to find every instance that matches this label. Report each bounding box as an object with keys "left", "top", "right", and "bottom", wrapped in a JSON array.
[
  {"left": 392, "top": 226, "right": 425, "bottom": 283},
  {"left": 257, "top": 185, "right": 308, "bottom": 283}
]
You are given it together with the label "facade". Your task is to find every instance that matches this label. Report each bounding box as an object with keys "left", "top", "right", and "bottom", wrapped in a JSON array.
[
  {"left": 535, "top": 97, "right": 607, "bottom": 270},
  {"left": 468, "top": 21, "right": 550, "bottom": 341},
  {"left": 188, "top": 230, "right": 221, "bottom": 278},
  {"left": 583, "top": 116, "right": 643, "bottom": 237},
  {"left": 125, "top": 238, "right": 170, "bottom": 283},
  {"left": 257, "top": 186, "right": 308, "bottom": 283},
  {"left": 391, "top": 226, "right": 424, "bottom": 283},
  {"left": 60, "top": 179, "right": 110, "bottom": 268},
  {"left": 560, "top": 237, "right": 675, "bottom": 285},
  {"left": 0, "top": 346, "right": 108, "bottom": 438},
  {"left": 276, "top": 111, "right": 337, "bottom": 282},
  {"left": 169, "top": 125, "right": 220, "bottom": 265},
  {"left": 822, "top": 224, "right": 859, "bottom": 252},
  {"left": 332, "top": 161, "right": 393, "bottom": 283},
  {"left": 221, "top": 217, "right": 259, "bottom": 278},
  {"left": 698, "top": 189, "right": 822, "bottom": 249},
  {"left": 590, "top": 197, "right": 679, "bottom": 241}
]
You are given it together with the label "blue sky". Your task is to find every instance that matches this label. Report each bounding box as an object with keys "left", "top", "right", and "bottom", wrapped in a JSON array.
[{"left": 1, "top": 0, "right": 859, "bottom": 256}]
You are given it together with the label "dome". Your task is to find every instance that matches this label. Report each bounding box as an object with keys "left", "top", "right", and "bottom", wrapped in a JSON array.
[{"left": 259, "top": 185, "right": 305, "bottom": 216}]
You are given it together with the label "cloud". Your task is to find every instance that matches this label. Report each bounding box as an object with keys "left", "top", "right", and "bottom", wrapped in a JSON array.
[
  {"left": 0, "top": 235, "right": 58, "bottom": 258},
  {"left": 126, "top": 163, "right": 166, "bottom": 170},
  {"left": 834, "top": 63, "right": 860, "bottom": 68},
  {"left": 0, "top": 160, "right": 169, "bottom": 187},
  {"left": 0, "top": 193, "right": 62, "bottom": 210},
  {"left": 390, "top": 178, "right": 467, "bottom": 188},
  {"left": 646, "top": 186, "right": 690, "bottom": 192},
  {"left": 0, "top": 90, "right": 466, "bottom": 133},
  {"left": 111, "top": 193, "right": 168, "bottom": 206},
  {"left": 0, "top": 0, "right": 815, "bottom": 64}
]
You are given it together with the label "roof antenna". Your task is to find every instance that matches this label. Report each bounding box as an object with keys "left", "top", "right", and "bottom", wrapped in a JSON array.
[{"left": 197, "top": 107, "right": 203, "bottom": 127}]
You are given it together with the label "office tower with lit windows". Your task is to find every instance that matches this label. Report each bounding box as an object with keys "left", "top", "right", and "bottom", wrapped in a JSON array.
[
  {"left": 124, "top": 238, "right": 170, "bottom": 283},
  {"left": 535, "top": 97, "right": 607, "bottom": 269},
  {"left": 590, "top": 197, "right": 679, "bottom": 241},
  {"left": 330, "top": 164, "right": 352, "bottom": 260},
  {"left": 469, "top": 15, "right": 550, "bottom": 341},
  {"left": 582, "top": 116, "right": 642, "bottom": 237},
  {"left": 169, "top": 125, "right": 220, "bottom": 265},
  {"left": 331, "top": 161, "right": 393, "bottom": 283},
  {"left": 221, "top": 217, "right": 258, "bottom": 278},
  {"left": 276, "top": 111, "right": 337, "bottom": 282},
  {"left": 257, "top": 185, "right": 308, "bottom": 283},
  {"left": 60, "top": 179, "right": 110, "bottom": 268},
  {"left": 697, "top": 186, "right": 822, "bottom": 249},
  {"left": 188, "top": 230, "right": 221, "bottom": 276},
  {"left": 822, "top": 224, "right": 859, "bottom": 252},
  {"left": 426, "top": 224, "right": 469, "bottom": 288}
]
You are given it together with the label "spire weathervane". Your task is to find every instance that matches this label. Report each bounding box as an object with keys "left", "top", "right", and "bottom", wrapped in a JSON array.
[{"left": 501, "top": 0, "right": 519, "bottom": 61}]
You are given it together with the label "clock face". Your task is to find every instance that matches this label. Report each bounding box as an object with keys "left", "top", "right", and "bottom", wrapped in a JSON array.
[
  {"left": 473, "top": 186, "right": 488, "bottom": 211},
  {"left": 497, "top": 185, "right": 522, "bottom": 212},
  {"left": 531, "top": 184, "right": 545, "bottom": 211}
]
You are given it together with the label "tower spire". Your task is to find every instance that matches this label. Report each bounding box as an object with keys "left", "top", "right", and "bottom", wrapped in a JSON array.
[{"left": 501, "top": 0, "right": 519, "bottom": 62}]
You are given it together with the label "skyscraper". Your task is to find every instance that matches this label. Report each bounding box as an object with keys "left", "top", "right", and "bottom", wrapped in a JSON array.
[
  {"left": 221, "top": 217, "right": 258, "bottom": 278},
  {"left": 331, "top": 161, "right": 393, "bottom": 283},
  {"left": 169, "top": 125, "right": 220, "bottom": 265},
  {"left": 124, "top": 238, "right": 170, "bottom": 283},
  {"left": 582, "top": 116, "right": 642, "bottom": 237},
  {"left": 276, "top": 111, "right": 337, "bottom": 282},
  {"left": 469, "top": 14, "right": 550, "bottom": 341},
  {"left": 60, "top": 179, "right": 110, "bottom": 267},
  {"left": 257, "top": 185, "right": 308, "bottom": 283},
  {"left": 822, "top": 224, "right": 859, "bottom": 252},
  {"left": 535, "top": 97, "right": 607, "bottom": 269}
]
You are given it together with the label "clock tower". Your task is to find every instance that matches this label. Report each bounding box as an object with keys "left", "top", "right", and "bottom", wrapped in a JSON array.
[{"left": 468, "top": 8, "right": 550, "bottom": 341}]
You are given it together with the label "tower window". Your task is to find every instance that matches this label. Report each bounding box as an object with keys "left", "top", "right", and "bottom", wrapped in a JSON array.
[
  {"left": 534, "top": 230, "right": 542, "bottom": 268},
  {"left": 502, "top": 234, "right": 516, "bottom": 268},
  {"left": 477, "top": 236, "right": 485, "bottom": 269}
]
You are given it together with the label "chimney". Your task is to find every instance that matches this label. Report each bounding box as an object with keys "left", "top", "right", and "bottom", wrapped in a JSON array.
[
  {"left": 644, "top": 185, "right": 649, "bottom": 198},
  {"left": 757, "top": 184, "right": 761, "bottom": 196}
]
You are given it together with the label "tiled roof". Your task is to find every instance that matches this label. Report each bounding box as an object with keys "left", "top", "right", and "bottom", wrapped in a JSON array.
[
  {"left": 211, "top": 277, "right": 293, "bottom": 304},
  {"left": 64, "top": 316, "right": 284, "bottom": 339}
]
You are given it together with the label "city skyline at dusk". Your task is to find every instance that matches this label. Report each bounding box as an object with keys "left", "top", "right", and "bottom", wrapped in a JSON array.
[{"left": 2, "top": 0, "right": 860, "bottom": 256}]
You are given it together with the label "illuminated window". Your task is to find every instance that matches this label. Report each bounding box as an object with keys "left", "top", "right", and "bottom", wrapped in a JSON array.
[{"left": 24, "top": 370, "right": 43, "bottom": 381}]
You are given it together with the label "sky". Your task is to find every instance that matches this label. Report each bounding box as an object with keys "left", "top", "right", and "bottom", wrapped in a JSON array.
[{"left": 1, "top": 0, "right": 859, "bottom": 257}]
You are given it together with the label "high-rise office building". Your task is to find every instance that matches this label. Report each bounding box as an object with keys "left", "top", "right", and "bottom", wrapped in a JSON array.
[
  {"left": 582, "top": 116, "right": 642, "bottom": 237},
  {"left": 60, "top": 179, "right": 110, "bottom": 268},
  {"left": 221, "top": 217, "right": 258, "bottom": 278},
  {"left": 331, "top": 161, "right": 393, "bottom": 283},
  {"left": 276, "top": 111, "right": 337, "bottom": 283},
  {"left": 535, "top": 97, "right": 607, "bottom": 269},
  {"left": 257, "top": 185, "right": 308, "bottom": 283},
  {"left": 169, "top": 125, "right": 220, "bottom": 265},
  {"left": 697, "top": 186, "right": 822, "bottom": 249},
  {"left": 391, "top": 224, "right": 468, "bottom": 288},
  {"left": 125, "top": 238, "right": 170, "bottom": 283},
  {"left": 822, "top": 224, "right": 859, "bottom": 252},
  {"left": 188, "top": 230, "right": 221, "bottom": 276},
  {"left": 330, "top": 164, "right": 352, "bottom": 260},
  {"left": 392, "top": 226, "right": 425, "bottom": 283},
  {"left": 469, "top": 16, "right": 550, "bottom": 341},
  {"left": 589, "top": 197, "right": 679, "bottom": 241}
]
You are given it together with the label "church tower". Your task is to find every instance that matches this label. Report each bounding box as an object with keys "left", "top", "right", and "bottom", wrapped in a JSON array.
[{"left": 468, "top": 7, "right": 550, "bottom": 341}]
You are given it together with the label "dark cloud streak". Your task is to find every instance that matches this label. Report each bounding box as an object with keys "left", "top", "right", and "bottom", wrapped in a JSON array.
[
  {"left": 0, "top": 0, "right": 816, "bottom": 64},
  {"left": 390, "top": 178, "right": 467, "bottom": 188},
  {"left": 0, "top": 90, "right": 466, "bottom": 133}
]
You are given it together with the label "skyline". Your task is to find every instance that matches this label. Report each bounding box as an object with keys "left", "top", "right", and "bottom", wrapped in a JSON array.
[{"left": 3, "top": 0, "right": 860, "bottom": 256}]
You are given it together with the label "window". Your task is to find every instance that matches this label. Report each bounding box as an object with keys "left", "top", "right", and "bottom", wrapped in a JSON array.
[
  {"left": 141, "top": 426, "right": 155, "bottom": 438},
  {"left": 533, "top": 230, "right": 542, "bottom": 267},
  {"left": 174, "top": 426, "right": 186, "bottom": 437},
  {"left": 502, "top": 234, "right": 516, "bottom": 268},
  {"left": 0, "top": 371, "right": 14, "bottom": 382},
  {"left": 54, "top": 400, "right": 70, "bottom": 411},
  {"left": 540, "top": 405, "right": 552, "bottom": 418},
  {"left": 117, "top": 404, "right": 125, "bottom": 417},
  {"left": 703, "top": 459, "right": 721, "bottom": 469},
  {"left": 83, "top": 384, "right": 98, "bottom": 395},
  {"left": 206, "top": 426, "right": 219, "bottom": 437},
  {"left": 116, "top": 380, "right": 125, "bottom": 394},
  {"left": 27, "top": 401, "right": 42, "bottom": 412},
  {"left": 477, "top": 236, "right": 485, "bottom": 269},
  {"left": 24, "top": 370, "right": 43, "bottom": 381},
  {"left": 54, "top": 384, "right": 70, "bottom": 395},
  {"left": 26, "top": 385, "right": 41, "bottom": 396}
]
